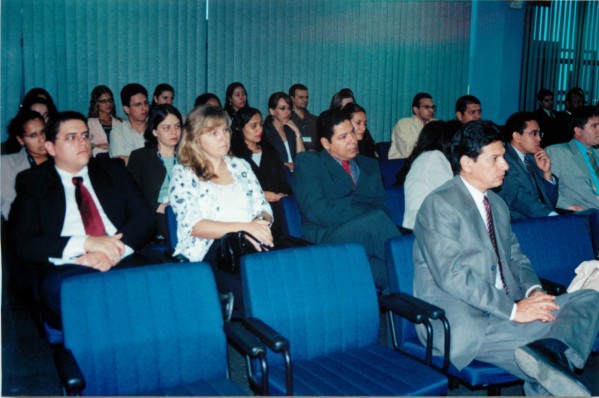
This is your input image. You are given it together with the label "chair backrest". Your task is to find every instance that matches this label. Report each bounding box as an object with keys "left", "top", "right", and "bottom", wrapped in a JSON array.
[
  {"left": 385, "top": 235, "right": 418, "bottom": 343},
  {"left": 378, "top": 158, "right": 405, "bottom": 188},
  {"left": 511, "top": 214, "right": 594, "bottom": 285},
  {"left": 165, "top": 205, "right": 178, "bottom": 251},
  {"left": 375, "top": 141, "right": 392, "bottom": 161},
  {"left": 385, "top": 186, "right": 405, "bottom": 227},
  {"left": 280, "top": 195, "right": 303, "bottom": 238},
  {"left": 242, "top": 243, "right": 379, "bottom": 365},
  {"left": 61, "top": 263, "right": 226, "bottom": 396}
]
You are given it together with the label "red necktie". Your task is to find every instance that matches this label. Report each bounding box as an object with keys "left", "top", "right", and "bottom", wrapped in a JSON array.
[
  {"left": 72, "top": 177, "right": 106, "bottom": 236},
  {"left": 483, "top": 196, "right": 508, "bottom": 294},
  {"left": 342, "top": 160, "right": 356, "bottom": 187}
]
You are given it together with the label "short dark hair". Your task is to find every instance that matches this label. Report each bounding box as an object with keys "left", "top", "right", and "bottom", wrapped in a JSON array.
[
  {"left": 9, "top": 110, "right": 45, "bottom": 138},
  {"left": 317, "top": 109, "right": 351, "bottom": 143},
  {"left": 45, "top": 111, "right": 87, "bottom": 143},
  {"left": 151, "top": 83, "right": 175, "bottom": 106},
  {"left": 120, "top": 83, "right": 148, "bottom": 107},
  {"left": 455, "top": 95, "right": 481, "bottom": 114},
  {"left": 341, "top": 102, "right": 366, "bottom": 118},
  {"left": 570, "top": 105, "right": 599, "bottom": 134},
  {"left": 503, "top": 112, "right": 537, "bottom": 143},
  {"left": 289, "top": 83, "right": 308, "bottom": 97},
  {"left": 411, "top": 92, "right": 432, "bottom": 110},
  {"left": 143, "top": 104, "right": 183, "bottom": 148},
  {"left": 565, "top": 87, "right": 584, "bottom": 103},
  {"left": 194, "top": 93, "right": 222, "bottom": 108},
  {"left": 268, "top": 91, "right": 292, "bottom": 110},
  {"left": 536, "top": 89, "right": 553, "bottom": 102},
  {"left": 449, "top": 120, "right": 502, "bottom": 174}
]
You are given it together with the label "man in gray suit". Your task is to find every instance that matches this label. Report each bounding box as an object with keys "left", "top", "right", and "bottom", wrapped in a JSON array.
[
  {"left": 496, "top": 112, "right": 558, "bottom": 219},
  {"left": 413, "top": 121, "right": 599, "bottom": 396},
  {"left": 547, "top": 105, "right": 599, "bottom": 211}
]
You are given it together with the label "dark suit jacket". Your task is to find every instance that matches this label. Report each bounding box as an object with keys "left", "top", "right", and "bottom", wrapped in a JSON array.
[
  {"left": 127, "top": 146, "right": 167, "bottom": 212},
  {"left": 413, "top": 176, "right": 540, "bottom": 369},
  {"left": 549, "top": 110, "right": 574, "bottom": 146},
  {"left": 534, "top": 108, "right": 559, "bottom": 148},
  {"left": 291, "top": 150, "right": 389, "bottom": 243},
  {"left": 495, "top": 144, "right": 558, "bottom": 220},
  {"left": 263, "top": 119, "right": 298, "bottom": 163},
  {"left": 237, "top": 143, "right": 291, "bottom": 195},
  {"left": 9, "top": 158, "right": 155, "bottom": 266}
]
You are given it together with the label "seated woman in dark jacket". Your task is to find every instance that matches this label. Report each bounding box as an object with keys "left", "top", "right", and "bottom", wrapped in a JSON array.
[
  {"left": 127, "top": 104, "right": 182, "bottom": 239},
  {"left": 231, "top": 107, "right": 291, "bottom": 239},
  {"left": 262, "top": 92, "right": 305, "bottom": 171}
]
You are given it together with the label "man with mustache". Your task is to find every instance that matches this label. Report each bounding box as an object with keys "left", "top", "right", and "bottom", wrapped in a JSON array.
[{"left": 413, "top": 120, "right": 599, "bottom": 396}]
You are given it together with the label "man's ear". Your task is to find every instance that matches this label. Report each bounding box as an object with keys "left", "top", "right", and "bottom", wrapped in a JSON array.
[
  {"left": 460, "top": 155, "right": 473, "bottom": 173},
  {"left": 123, "top": 105, "right": 130, "bottom": 116},
  {"left": 45, "top": 141, "right": 56, "bottom": 157},
  {"left": 456, "top": 112, "right": 464, "bottom": 122},
  {"left": 320, "top": 137, "right": 331, "bottom": 151}
]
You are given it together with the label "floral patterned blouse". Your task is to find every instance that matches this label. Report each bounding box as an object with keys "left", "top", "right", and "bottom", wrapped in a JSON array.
[{"left": 169, "top": 156, "right": 273, "bottom": 261}]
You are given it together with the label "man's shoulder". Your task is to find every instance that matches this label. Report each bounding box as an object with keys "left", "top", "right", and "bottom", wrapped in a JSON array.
[
  {"left": 545, "top": 141, "right": 574, "bottom": 157},
  {"left": 295, "top": 150, "right": 322, "bottom": 164}
]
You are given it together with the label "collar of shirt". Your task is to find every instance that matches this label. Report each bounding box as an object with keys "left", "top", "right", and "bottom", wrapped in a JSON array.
[
  {"left": 543, "top": 108, "right": 553, "bottom": 117},
  {"left": 460, "top": 176, "right": 488, "bottom": 228},
  {"left": 510, "top": 144, "right": 528, "bottom": 165},
  {"left": 331, "top": 156, "right": 361, "bottom": 181}
]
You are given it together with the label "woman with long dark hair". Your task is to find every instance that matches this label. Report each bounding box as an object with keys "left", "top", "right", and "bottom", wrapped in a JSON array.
[{"left": 127, "top": 104, "right": 182, "bottom": 238}]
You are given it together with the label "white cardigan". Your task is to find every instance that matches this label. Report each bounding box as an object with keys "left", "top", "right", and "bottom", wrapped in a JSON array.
[{"left": 169, "top": 156, "right": 272, "bottom": 261}]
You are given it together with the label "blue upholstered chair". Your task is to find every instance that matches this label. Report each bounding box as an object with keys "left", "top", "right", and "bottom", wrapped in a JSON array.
[
  {"left": 241, "top": 243, "right": 448, "bottom": 396},
  {"left": 385, "top": 185, "right": 405, "bottom": 227},
  {"left": 511, "top": 213, "right": 598, "bottom": 352},
  {"left": 53, "top": 263, "right": 266, "bottom": 396},
  {"left": 375, "top": 141, "right": 392, "bottom": 161},
  {"left": 279, "top": 195, "right": 304, "bottom": 239},
  {"left": 378, "top": 158, "right": 405, "bottom": 188},
  {"left": 385, "top": 235, "right": 520, "bottom": 394}
]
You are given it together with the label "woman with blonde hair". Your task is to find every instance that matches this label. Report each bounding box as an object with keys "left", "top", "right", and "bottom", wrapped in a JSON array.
[{"left": 170, "top": 105, "right": 273, "bottom": 262}]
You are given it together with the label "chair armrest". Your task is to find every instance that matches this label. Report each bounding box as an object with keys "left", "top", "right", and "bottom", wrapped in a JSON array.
[
  {"left": 540, "top": 278, "right": 567, "bottom": 296},
  {"left": 243, "top": 317, "right": 289, "bottom": 352},
  {"left": 380, "top": 293, "right": 445, "bottom": 323},
  {"left": 53, "top": 348, "right": 85, "bottom": 395},
  {"left": 224, "top": 322, "right": 265, "bottom": 358}
]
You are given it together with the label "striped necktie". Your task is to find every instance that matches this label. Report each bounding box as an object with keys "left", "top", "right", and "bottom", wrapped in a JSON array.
[{"left": 588, "top": 150, "right": 599, "bottom": 179}]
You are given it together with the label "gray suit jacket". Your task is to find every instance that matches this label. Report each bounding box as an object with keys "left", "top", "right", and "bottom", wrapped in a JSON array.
[
  {"left": 546, "top": 140, "right": 599, "bottom": 210},
  {"left": 413, "top": 176, "right": 540, "bottom": 369},
  {"left": 496, "top": 144, "right": 558, "bottom": 220}
]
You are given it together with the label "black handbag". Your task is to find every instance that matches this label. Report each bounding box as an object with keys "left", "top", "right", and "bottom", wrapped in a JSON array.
[{"left": 216, "top": 231, "right": 261, "bottom": 274}]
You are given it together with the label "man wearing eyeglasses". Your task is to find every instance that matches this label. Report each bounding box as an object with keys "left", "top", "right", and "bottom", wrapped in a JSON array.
[
  {"left": 110, "top": 83, "right": 149, "bottom": 164},
  {"left": 9, "top": 111, "right": 155, "bottom": 323},
  {"left": 388, "top": 92, "right": 435, "bottom": 159},
  {"left": 496, "top": 112, "right": 559, "bottom": 220}
]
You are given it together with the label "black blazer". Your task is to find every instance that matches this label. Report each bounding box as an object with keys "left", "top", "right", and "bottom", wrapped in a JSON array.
[
  {"left": 9, "top": 158, "right": 155, "bottom": 266},
  {"left": 238, "top": 143, "right": 291, "bottom": 195},
  {"left": 127, "top": 146, "right": 167, "bottom": 212},
  {"left": 263, "top": 119, "right": 298, "bottom": 163}
]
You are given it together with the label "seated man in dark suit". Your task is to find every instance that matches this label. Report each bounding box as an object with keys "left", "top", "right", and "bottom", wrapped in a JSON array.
[
  {"left": 9, "top": 111, "right": 155, "bottom": 322},
  {"left": 413, "top": 120, "right": 599, "bottom": 396},
  {"left": 291, "top": 109, "right": 400, "bottom": 290},
  {"left": 533, "top": 89, "right": 559, "bottom": 148},
  {"left": 496, "top": 111, "right": 559, "bottom": 219}
]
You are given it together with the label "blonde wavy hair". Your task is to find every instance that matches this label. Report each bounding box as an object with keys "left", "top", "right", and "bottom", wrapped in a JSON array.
[{"left": 178, "top": 105, "right": 231, "bottom": 180}]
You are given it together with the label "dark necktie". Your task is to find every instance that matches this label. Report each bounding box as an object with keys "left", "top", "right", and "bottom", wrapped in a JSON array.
[
  {"left": 72, "top": 177, "right": 106, "bottom": 236},
  {"left": 483, "top": 196, "right": 508, "bottom": 294},
  {"left": 523, "top": 156, "right": 546, "bottom": 205},
  {"left": 588, "top": 150, "right": 599, "bottom": 180},
  {"left": 342, "top": 160, "right": 356, "bottom": 187}
]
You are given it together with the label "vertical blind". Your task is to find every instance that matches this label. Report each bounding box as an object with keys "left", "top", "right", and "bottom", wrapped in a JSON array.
[
  {"left": 2, "top": 0, "right": 470, "bottom": 143},
  {"left": 520, "top": 0, "right": 599, "bottom": 111}
]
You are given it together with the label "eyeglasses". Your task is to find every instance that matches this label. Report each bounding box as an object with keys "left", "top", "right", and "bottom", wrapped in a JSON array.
[
  {"left": 525, "top": 130, "right": 544, "bottom": 138},
  {"left": 97, "top": 98, "right": 114, "bottom": 104},
  {"left": 55, "top": 132, "right": 91, "bottom": 142},
  {"left": 23, "top": 131, "right": 46, "bottom": 140},
  {"left": 420, "top": 105, "right": 436, "bottom": 110}
]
